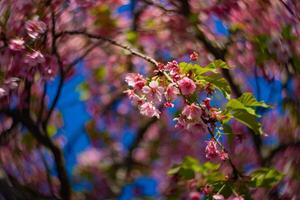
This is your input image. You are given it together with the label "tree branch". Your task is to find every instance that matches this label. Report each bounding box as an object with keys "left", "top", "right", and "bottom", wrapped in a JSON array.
[
  {"left": 4, "top": 110, "right": 71, "bottom": 200},
  {"left": 56, "top": 31, "right": 159, "bottom": 67}
]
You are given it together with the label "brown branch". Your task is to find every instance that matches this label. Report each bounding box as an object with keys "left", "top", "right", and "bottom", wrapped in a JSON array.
[
  {"left": 4, "top": 109, "right": 70, "bottom": 200},
  {"left": 0, "top": 175, "right": 54, "bottom": 200},
  {"left": 56, "top": 30, "right": 159, "bottom": 67},
  {"left": 38, "top": 82, "right": 47, "bottom": 124},
  {"left": 207, "top": 126, "right": 242, "bottom": 179},
  {"left": 0, "top": 121, "right": 17, "bottom": 145},
  {"left": 39, "top": 149, "right": 57, "bottom": 199},
  {"left": 142, "top": 0, "right": 178, "bottom": 13},
  {"left": 65, "top": 41, "right": 101, "bottom": 73},
  {"left": 263, "top": 141, "right": 300, "bottom": 165},
  {"left": 44, "top": 9, "right": 64, "bottom": 128},
  {"left": 279, "top": 0, "right": 300, "bottom": 22}
]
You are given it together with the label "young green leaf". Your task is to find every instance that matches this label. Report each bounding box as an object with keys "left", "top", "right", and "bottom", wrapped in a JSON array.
[{"left": 250, "top": 168, "right": 284, "bottom": 188}]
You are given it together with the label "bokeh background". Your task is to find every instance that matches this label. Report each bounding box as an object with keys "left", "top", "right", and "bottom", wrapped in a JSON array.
[{"left": 1, "top": 0, "right": 300, "bottom": 199}]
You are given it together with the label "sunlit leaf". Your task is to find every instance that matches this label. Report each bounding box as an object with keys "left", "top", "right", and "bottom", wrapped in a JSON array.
[{"left": 250, "top": 168, "right": 284, "bottom": 188}]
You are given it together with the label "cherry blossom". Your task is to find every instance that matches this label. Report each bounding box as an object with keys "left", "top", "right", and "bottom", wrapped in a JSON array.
[
  {"left": 231, "top": 196, "right": 244, "bottom": 200},
  {"left": 213, "top": 194, "right": 225, "bottom": 200},
  {"left": 142, "top": 80, "right": 164, "bottom": 103},
  {"left": 182, "top": 103, "right": 203, "bottom": 121},
  {"left": 24, "top": 50, "right": 45, "bottom": 66},
  {"left": 139, "top": 102, "right": 160, "bottom": 118},
  {"left": 189, "top": 191, "right": 201, "bottom": 200},
  {"left": 190, "top": 51, "right": 199, "bottom": 61},
  {"left": 178, "top": 77, "right": 197, "bottom": 96},
  {"left": 125, "top": 73, "right": 146, "bottom": 90},
  {"left": 9, "top": 38, "right": 25, "bottom": 51},
  {"left": 205, "top": 139, "right": 220, "bottom": 159},
  {"left": 77, "top": 148, "right": 103, "bottom": 167},
  {"left": 25, "top": 20, "right": 47, "bottom": 39},
  {"left": 165, "top": 83, "right": 179, "bottom": 102}
]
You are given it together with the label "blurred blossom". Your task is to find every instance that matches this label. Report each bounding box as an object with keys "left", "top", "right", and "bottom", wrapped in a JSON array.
[{"left": 77, "top": 148, "right": 102, "bottom": 167}]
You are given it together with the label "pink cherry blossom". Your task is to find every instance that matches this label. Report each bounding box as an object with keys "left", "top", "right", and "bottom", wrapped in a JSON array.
[
  {"left": 174, "top": 115, "right": 188, "bottom": 129},
  {"left": 72, "top": 0, "right": 95, "bottom": 8},
  {"left": 124, "top": 89, "right": 144, "bottom": 106},
  {"left": 182, "top": 103, "right": 202, "bottom": 121},
  {"left": 213, "top": 194, "right": 225, "bottom": 200},
  {"left": 205, "top": 139, "right": 220, "bottom": 159},
  {"left": 178, "top": 77, "right": 196, "bottom": 95},
  {"left": 25, "top": 50, "right": 45, "bottom": 66},
  {"left": 165, "top": 60, "right": 181, "bottom": 80},
  {"left": 203, "top": 97, "right": 211, "bottom": 109},
  {"left": 25, "top": 20, "right": 47, "bottom": 39},
  {"left": 231, "top": 196, "right": 244, "bottom": 200},
  {"left": 156, "top": 63, "right": 165, "bottom": 72},
  {"left": 219, "top": 151, "right": 229, "bottom": 161},
  {"left": 0, "top": 88, "right": 7, "bottom": 98},
  {"left": 190, "top": 51, "right": 199, "bottom": 61},
  {"left": 125, "top": 73, "right": 146, "bottom": 90},
  {"left": 9, "top": 38, "right": 25, "bottom": 51},
  {"left": 77, "top": 147, "right": 102, "bottom": 167},
  {"left": 210, "top": 108, "right": 224, "bottom": 121},
  {"left": 164, "top": 102, "right": 174, "bottom": 108},
  {"left": 139, "top": 102, "right": 160, "bottom": 118},
  {"left": 165, "top": 83, "right": 179, "bottom": 101},
  {"left": 202, "top": 184, "right": 212, "bottom": 194},
  {"left": 142, "top": 80, "right": 164, "bottom": 103},
  {"left": 189, "top": 191, "right": 201, "bottom": 200},
  {"left": 4, "top": 77, "right": 20, "bottom": 90}
]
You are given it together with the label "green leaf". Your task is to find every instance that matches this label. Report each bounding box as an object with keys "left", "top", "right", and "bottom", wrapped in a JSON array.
[
  {"left": 179, "top": 168, "right": 195, "bottom": 180},
  {"left": 281, "top": 24, "right": 297, "bottom": 41},
  {"left": 250, "top": 168, "right": 284, "bottom": 188},
  {"left": 224, "top": 92, "right": 270, "bottom": 135},
  {"left": 222, "top": 123, "right": 235, "bottom": 143},
  {"left": 200, "top": 162, "right": 220, "bottom": 172},
  {"left": 167, "top": 165, "right": 181, "bottom": 176},
  {"left": 231, "top": 109, "right": 263, "bottom": 135},
  {"left": 168, "top": 157, "right": 223, "bottom": 181},
  {"left": 222, "top": 123, "right": 233, "bottom": 135},
  {"left": 94, "top": 66, "right": 106, "bottom": 81},
  {"left": 179, "top": 60, "right": 229, "bottom": 76},
  {"left": 167, "top": 157, "right": 199, "bottom": 179},
  {"left": 179, "top": 62, "right": 216, "bottom": 75},
  {"left": 206, "top": 59, "right": 230, "bottom": 69},
  {"left": 47, "top": 125, "right": 57, "bottom": 137},
  {"left": 291, "top": 56, "right": 300, "bottom": 72},
  {"left": 200, "top": 74, "right": 231, "bottom": 99},
  {"left": 22, "top": 133, "right": 36, "bottom": 150},
  {"left": 226, "top": 99, "right": 257, "bottom": 116},
  {"left": 126, "top": 31, "right": 138, "bottom": 44},
  {"left": 238, "top": 93, "right": 271, "bottom": 108},
  {"left": 76, "top": 82, "right": 91, "bottom": 101},
  {"left": 253, "top": 34, "right": 271, "bottom": 64}
]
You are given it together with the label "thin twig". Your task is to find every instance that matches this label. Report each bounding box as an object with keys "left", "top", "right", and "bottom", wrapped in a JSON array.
[
  {"left": 279, "top": 0, "right": 300, "bottom": 22},
  {"left": 142, "top": 0, "right": 178, "bottom": 13},
  {"left": 56, "top": 30, "right": 159, "bottom": 67},
  {"left": 39, "top": 149, "right": 57, "bottom": 198},
  {"left": 38, "top": 82, "right": 47, "bottom": 124},
  {"left": 44, "top": 9, "right": 64, "bottom": 128}
]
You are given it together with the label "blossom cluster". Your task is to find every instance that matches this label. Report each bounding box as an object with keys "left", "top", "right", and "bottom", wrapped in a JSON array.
[
  {"left": 0, "top": 18, "right": 56, "bottom": 100},
  {"left": 125, "top": 53, "right": 227, "bottom": 160},
  {"left": 189, "top": 191, "right": 244, "bottom": 200},
  {"left": 205, "top": 139, "right": 228, "bottom": 161}
]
